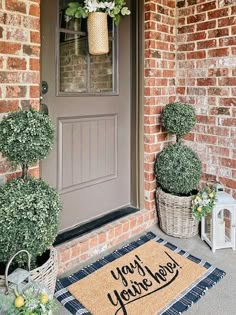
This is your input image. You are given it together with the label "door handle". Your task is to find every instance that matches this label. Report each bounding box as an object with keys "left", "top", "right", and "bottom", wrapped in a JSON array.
[{"left": 40, "top": 103, "right": 49, "bottom": 115}]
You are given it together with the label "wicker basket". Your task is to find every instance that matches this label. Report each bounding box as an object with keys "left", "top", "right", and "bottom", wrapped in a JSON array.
[
  {"left": 157, "top": 188, "right": 199, "bottom": 238},
  {"left": 87, "top": 12, "right": 109, "bottom": 55},
  {"left": 0, "top": 247, "right": 58, "bottom": 295}
]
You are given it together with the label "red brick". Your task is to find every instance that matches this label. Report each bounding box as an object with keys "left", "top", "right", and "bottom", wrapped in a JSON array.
[
  {"left": 197, "top": 39, "right": 216, "bottom": 50},
  {"left": 220, "top": 36, "right": 236, "bottom": 47},
  {"left": 219, "top": 78, "right": 236, "bottom": 86},
  {"left": 30, "top": 58, "right": 40, "bottom": 71},
  {"left": 197, "top": 20, "right": 216, "bottom": 31},
  {"left": 0, "top": 71, "right": 21, "bottom": 83},
  {"left": 187, "top": 32, "right": 206, "bottom": 41},
  {"left": 30, "top": 86, "right": 39, "bottom": 98},
  {"left": 208, "top": 48, "right": 229, "bottom": 58},
  {"left": 187, "top": 13, "right": 206, "bottom": 24},
  {"left": 29, "top": 4, "right": 40, "bottom": 17},
  {"left": 208, "top": 126, "right": 229, "bottom": 137},
  {"left": 208, "top": 8, "right": 229, "bottom": 19},
  {"left": 219, "top": 178, "right": 236, "bottom": 190},
  {"left": 5, "top": 0, "right": 26, "bottom": 14},
  {"left": 178, "top": 25, "right": 195, "bottom": 34},
  {"left": 197, "top": 78, "right": 216, "bottom": 86},
  {"left": 208, "top": 68, "right": 229, "bottom": 77},
  {"left": 7, "top": 57, "right": 27, "bottom": 70},
  {"left": 219, "top": 98, "right": 236, "bottom": 107},
  {"left": 187, "top": 51, "right": 206, "bottom": 59},
  {"left": 23, "top": 45, "right": 40, "bottom": 57},
  {"left": 218, "top": 17, "right": 236, "bottom": 27},
  {"left": 218, "top": 117, "right": 236, "bottom": 126},
  {"left": 178, "top": 43, "right": 195, "bottom": 51},
  {"left": 30, "top": 31, "right": 40, "bottom": 44},
  {"left": 0, "top": 100, "right": 18, "bottom": 113},
  {"left": 6, "top": 86, "right": 27, "bottom": 98},
  {"left": 196, "top": 134, "right": 217, "bottom": 144},
  {"left": 0, "top": 41, "right": 21, "bottom": 54},
  {"left": 220, "top": 158, "right": 236, "bottom": 169},
  {"left": 208, "top": 28, "right": 229, "bottom": 38},
  {"left": 197, "top": 1, "right": 216, "bottom": 13}
]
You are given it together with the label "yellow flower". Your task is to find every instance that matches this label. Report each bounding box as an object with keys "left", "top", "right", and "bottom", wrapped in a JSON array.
[
  {"left": 209, "top": 192, "right": 214, "bottom": 198},
  {"left": 40, "top": 293, "right": 49, "bottom": 304},
  {"left": 15, "top": 296, "right": 25, "bottom": 308},
  {"left": 197, "top": 207, "right": 202, "bottom": 212}
]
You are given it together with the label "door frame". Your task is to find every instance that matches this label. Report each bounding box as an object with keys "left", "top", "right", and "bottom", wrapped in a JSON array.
[
  {"left": 131, "top": 0, "right": 144, "bottom": 210},
  {"left": 39, "top": 0, "right": 144, "bottom": 212}
]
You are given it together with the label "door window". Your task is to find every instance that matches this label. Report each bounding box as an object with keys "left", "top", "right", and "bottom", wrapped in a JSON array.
[{"left": 58, "top": 0, "right": 118, "bottom": 95}]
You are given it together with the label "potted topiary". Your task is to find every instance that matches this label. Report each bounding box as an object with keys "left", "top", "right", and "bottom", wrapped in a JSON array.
[
  {"left": 0, "top": 109, "right": 62, "bottom": 294},
  {"left": 154, "top": 102, "right": 202, "bottom": 238}
]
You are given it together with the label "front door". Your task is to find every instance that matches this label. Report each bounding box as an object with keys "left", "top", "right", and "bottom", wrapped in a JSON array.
[{"left": 41, "top": 0, "right": 133, "bottom": 232}]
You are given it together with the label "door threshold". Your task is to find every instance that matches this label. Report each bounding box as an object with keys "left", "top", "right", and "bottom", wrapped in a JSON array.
[{"left": 54, "top": 206, "right": 139, "bottom": 246}]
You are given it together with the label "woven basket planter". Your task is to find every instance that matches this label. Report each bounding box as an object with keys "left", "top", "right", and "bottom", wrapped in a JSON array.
[
  {"left": 0, "top": 247, "right": 58, "bottom": 295},
  {"left": 157, "top": 188, "right": 199, "bottom": 238},
  {"left": 87, "top": 12, "right": 109, "bottom": 55}
]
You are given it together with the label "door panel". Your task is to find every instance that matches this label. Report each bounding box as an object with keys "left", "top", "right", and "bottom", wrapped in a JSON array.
[
  {"left": 41, "top": 0, "right": 132, "bottom": 232},
  {"left": 58, "top": 115, "right": 117, "bottom": 194}
]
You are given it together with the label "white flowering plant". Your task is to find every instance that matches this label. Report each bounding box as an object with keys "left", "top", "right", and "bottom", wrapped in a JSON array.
[
  {"left": 0, "top": 286, "right": 57, "bottom": 315},
  {"left": 65, "top": 0, "right": 131, "bottom": 25},
  {"left": 192, "top": 185, "right": 217, "bottom": 220}
]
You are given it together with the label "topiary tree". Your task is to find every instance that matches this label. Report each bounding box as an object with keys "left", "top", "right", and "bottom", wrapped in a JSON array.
[
  {"left": 155, "top": 102, "right": 201, "bottom": 196},
  {"left": 162, "top": 102, "right": 196, "bottom": 143},
  {"left": 0, "top": 109, "right": 54, "bottom": 179},
  {"left": 0, "top": 109, "right": 61, "bottom": 267},
  {"left": 0, "top": 177, "right": 61, "bottom": 266},
  {"left": 155, "top": 143, "right": 202, "bottom": 195}
]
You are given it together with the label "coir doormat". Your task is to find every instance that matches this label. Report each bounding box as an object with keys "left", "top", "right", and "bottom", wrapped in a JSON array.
[{"left": 55, "top": 232, "right": 225, "bottom": 315}]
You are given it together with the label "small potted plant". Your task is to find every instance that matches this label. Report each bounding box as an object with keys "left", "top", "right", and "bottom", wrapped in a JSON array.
[
  {"left": 0, "top": 109, "right": 62, "bottom": 293},
  {"left": 65, "top": 0, "right": 131, "bottom": 55},
  {"left": 154, "top": 102, "right": 202, "bottom": 238}
]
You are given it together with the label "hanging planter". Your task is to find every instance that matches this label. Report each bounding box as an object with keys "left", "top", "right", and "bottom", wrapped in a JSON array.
[
  {"left": 65, "top": 1, "right": 131, "bottom": 55},
  {"left": 87, "top": 12, "right": 109, "bottom": 55}
]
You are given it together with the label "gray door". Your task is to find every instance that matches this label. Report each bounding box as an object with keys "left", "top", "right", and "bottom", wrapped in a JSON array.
[{"left": 41, "top": 0, "right": 132, "bottom": 232}]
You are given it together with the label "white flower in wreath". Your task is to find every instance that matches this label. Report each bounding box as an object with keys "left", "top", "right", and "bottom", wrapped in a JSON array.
[{"left": 84, "top": 0, "right": 99, "bottom": 12}]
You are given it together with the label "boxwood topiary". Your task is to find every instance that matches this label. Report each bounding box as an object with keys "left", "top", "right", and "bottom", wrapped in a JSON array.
[
  {"left": 0, "top": 176, "right": 62, "bottom": 267},
  {"left": 155, "top": 143, "right": 202, "bottom": 195},
  {"left": 162, "top": 102, "right": 196, "bottom": 141},
  {"left": 0, "top": 109, "right": 54, "bottom": 178}
]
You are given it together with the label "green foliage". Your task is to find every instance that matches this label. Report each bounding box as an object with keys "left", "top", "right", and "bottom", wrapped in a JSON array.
[
  {"left": 65, "top": 0, "right": 131, "bottom": 25},
  {"left": 0, "top": 109, "right": 54, "bottom": 167},
  {"left": 0, "top": 176, "right": 62, "bottom": 267},
  {"left": 162, "top": 102, "right": 196, "bottom": 138},
  {"left": 65, "top": 2, "right": 88, "bottom": 18},
  {"left": 192, "top": 185, "right": 217, "bottom": 220},
  {"left": 155, "top": 143, "right": 202, "bottom": 195}
]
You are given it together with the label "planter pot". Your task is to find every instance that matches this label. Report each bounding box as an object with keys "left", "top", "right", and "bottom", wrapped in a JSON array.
[
  {"left": 0, "top": 247, "right": 58, "bottom": 295},
  {"left": 87, "top": 12, "right": 109, "bottom": 55},
  {"left": 156, "top": 187, "right": 199, "bottom": 238}
]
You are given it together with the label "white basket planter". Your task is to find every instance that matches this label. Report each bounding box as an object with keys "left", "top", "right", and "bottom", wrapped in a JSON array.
[
  {"left": 157, "top": 188, "right": 199, "bottom": 238},
  {"left": 0, "top": 247, "right": 58, "bottom": 295}
]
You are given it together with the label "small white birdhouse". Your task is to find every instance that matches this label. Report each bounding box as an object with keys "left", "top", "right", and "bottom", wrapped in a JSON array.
[{"left": 201, "top": 189, "right": 236, "bottom": 252}]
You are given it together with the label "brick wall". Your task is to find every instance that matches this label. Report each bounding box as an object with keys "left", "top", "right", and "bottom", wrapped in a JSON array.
[
  {"left": 144, "top": 0, "right": 176, "bottom": 212},
  {"left": 0, "top": 0, "right": 40, "bottom": 180},
  {"left": 176, "top": 0, "right": 236, "bottom": 198}
]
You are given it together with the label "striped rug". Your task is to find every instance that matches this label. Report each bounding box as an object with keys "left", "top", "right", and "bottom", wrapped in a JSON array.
[{"left": 55, "top": 232, "right": 225, "bottom": 315}]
